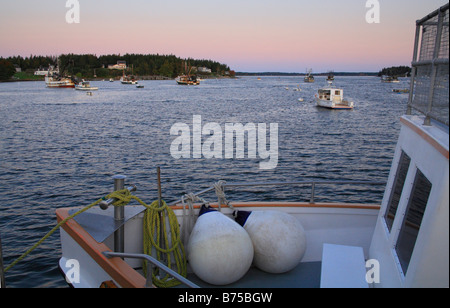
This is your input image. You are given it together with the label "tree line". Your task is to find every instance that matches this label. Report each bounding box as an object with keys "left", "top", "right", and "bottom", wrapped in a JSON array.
[
  {"left": 377, "top": 66, "right": 411, "bottom": 77},
  {"left": 1, "top": 53, "right": 232, "bottom": 80}
]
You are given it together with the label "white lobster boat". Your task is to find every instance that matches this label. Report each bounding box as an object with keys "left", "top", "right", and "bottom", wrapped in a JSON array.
[
  {"left": 53, "top": 4, "right": 449, "bottom": 289},
  {"left": 75, "top": 80, "right": 98, "bottom": 91},
  {"left": 315, "top": 82, "right": 354, "bottom": 110}
]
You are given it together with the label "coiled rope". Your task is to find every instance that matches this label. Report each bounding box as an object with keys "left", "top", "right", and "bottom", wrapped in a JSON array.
[
  {"left": 4, "top": 189, "right": 187, "bottom": 288},
  {"left": 142, "top": 199, "right": 186, "bottom": 288}
]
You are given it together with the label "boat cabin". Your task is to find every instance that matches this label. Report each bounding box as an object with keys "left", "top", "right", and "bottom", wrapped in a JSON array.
[{"left": 318, "top": 88, "right": 344, "bottom": 103}]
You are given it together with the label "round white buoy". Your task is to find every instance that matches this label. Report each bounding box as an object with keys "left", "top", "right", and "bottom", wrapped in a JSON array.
[
  {"left": 235, "top": 210, "right": 307, "bottom": 274},
  {"left": 187, "top": 206, "right": 254, "bottom": 285}
]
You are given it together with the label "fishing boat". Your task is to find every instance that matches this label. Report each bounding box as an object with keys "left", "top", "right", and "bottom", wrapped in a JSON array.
[
  {"left": 75, "top": 80, "right": 98, "bottom": 91},
  {"left": 315, "top": 81, "right": 354, "bottom": 109},
  {"left": 45, "top": 74, "right": 76, "bottom": 88},
  {"left": 121, "top": 75, "right": 137, "bottom": 85},
  {"left": 176, "top": 62, "right": 200, "bottom": 86},
  {"left": 326, "top": 71, "right": 335, "bottom": 82},
  {"left": 304, "top": 69, "right": 315, "bottom": 83},
  {"left": 176, "top": 75, "right": 199, "bottom": 86},
  {"left": 120, "top": 69, "right": 137, "bottom": 85}
]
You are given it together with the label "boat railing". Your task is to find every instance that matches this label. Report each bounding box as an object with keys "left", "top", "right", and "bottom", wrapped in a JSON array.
[
  {"left": 168, "top": 180, "right": 386, "bottom": 206},
  {"left": 408, "top": 3, "right": 449, "bottom": 126},
  {"left": 102, "top": 251, "right": 200, "bottom": 288}
]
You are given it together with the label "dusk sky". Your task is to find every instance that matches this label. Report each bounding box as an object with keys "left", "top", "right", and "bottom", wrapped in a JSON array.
[{"left": 0, "top": 0, "right": 446, "bottom": 72}]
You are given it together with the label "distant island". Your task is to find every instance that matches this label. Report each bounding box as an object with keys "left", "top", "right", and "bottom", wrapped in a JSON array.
[
  {"left": 1, "top": 54, "right": 411, "bottom": 82},
  {"left": 377, "top": 66, "right": 411, "bottom": 77},
  {"left": 237, "top": 66, "right": 411, "bottom": 77},
  {"left": 0, "top": 53, "right": 234, "bottom": 81},
  {"left": 236, "top": 72, "right": 379, "bottom": 77}
]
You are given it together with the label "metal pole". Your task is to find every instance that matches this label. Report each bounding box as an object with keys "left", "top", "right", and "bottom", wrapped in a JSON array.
[
  {"left": 113, "top": 175, "right": 126, "bottom": 254},
  {"left": 156, "top": 167, "right": 166, "bottom": 264},
  {"left": 103, "top": 251, "right": 200, "bottom": 288},
  {"left": 0, "top": 233, "right": 5, "bottom": 288},
  {"left": 310, "top": 182, "right": 316, "bottom": 204}
]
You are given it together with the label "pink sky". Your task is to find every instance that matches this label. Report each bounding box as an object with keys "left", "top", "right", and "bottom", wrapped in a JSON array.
[{"left": 0, "top": 0, "right": 446, "bottom": 72}]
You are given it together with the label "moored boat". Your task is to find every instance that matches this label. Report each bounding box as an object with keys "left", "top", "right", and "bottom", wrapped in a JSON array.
[
  {"left": 315, "top": 81, "right": 354, "bottom": 109},
  {"left": 327, "top": 71, "right": 335, "bottom": 81},
  {"left": 75, "top": 80, "right": 98, "bottom": 91},
  {"left": 176, "top": 61, "right": 200, "bottom": 85},
  {"left": 176, "top": 75, "right": 200, "bottom": 86},
  {"left": 381, "top": 75, "right": 400, "bottom": 83},
  {"left": 45, "top": 74, "right": 76, "bottom": 88},
  {"left": 304, "top": 69, "right": 315, "bottom": 83}
]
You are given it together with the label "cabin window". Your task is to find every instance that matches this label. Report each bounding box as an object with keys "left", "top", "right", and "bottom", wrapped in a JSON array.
[
  {"left": 395, "top": 169, "right": 432, "bottom": 275},
  {"left": 335, "top": 90, "right": 340, "bottom": 95},
  {"left": 384, "top": 151, "right": 411, "bottom": 232}
]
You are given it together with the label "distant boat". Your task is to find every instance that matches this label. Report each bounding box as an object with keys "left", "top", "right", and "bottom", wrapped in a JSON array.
[
  {"left": 381, "top": 76, "right": 400, "bottom": 83},
  {"left": 393, "top": 88, "right": 409, "bottom": 93},
  {"left": 75, "top": 80, "right": 98, "bottom": 91},
  {"left": 45, "top": 75, "right": 76, "bottom": 88},
  {"left": 121, "top": 75, "right": 137, "bottom": 85},
  {"left": 315, "top": 81, "right": 354, "bottom": 109},
  {"left": 109, "top": 78, "right": 114, "bottom": 82},
  {"left": 304, "top": 69, "right": 315, "bottom": 83},
  {"left": 121, "top": 68, "right": 138, "bottom": 84},
  {"left": 176, "top": 61, "right": 200, "bottom": 85},
  {"left": 176, "top": 75, "right": 200, "bottom": 86},
  {"left": 327, "top": 71, "right": 335, "bottom": 82}
]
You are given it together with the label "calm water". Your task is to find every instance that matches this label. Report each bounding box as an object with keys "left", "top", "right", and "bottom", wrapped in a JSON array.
[{"left": 0, "top": 76, "right": 409, "bottom": 288}]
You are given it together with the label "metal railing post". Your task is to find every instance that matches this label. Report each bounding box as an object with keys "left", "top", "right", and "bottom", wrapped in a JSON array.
[
  {"left": 310, "top": 182, "right": 316, "bottom": 204},
  {"left": 113, "top": 175, "right": 126, "bottom": 254}
]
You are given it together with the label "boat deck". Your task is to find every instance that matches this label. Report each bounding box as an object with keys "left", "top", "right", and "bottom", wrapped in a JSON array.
[{"left": 180, "top": 262, "right": 322, "bottom": 288}]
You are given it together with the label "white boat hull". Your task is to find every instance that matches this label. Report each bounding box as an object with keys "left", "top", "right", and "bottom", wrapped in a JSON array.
[
  {"left": 75, "top": 87, "right": 98, "bottom": 91},
  {"left": 316, "top": 98, "right": 354, "bottom": 109}
]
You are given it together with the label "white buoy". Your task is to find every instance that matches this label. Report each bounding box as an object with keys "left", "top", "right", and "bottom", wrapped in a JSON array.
[
  {"left": 187, "top": 206, "right": 254, "bottom": 285},
  {"left": 235, "top": 210, "right": 307, "bottom": 274}
]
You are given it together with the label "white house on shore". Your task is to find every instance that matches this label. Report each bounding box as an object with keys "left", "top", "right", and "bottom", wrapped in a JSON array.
[{"left": 108, "top": 61, "right": 127, "bottom": 70}]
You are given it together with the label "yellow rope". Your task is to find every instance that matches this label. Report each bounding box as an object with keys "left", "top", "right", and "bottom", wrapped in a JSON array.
[
  {"left": 4, "top": 197, "right": 103, "bottom": 273},
  {"left": 4, "top": 189, "right": 187, "bottom": 289},
  {"left": 142, "top": 199, "right": 186, "bottom": 288}
]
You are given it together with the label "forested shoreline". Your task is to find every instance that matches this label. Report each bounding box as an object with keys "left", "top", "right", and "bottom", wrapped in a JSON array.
[{"left": 0, "top": 53, "right": 233, "bottom": 80}]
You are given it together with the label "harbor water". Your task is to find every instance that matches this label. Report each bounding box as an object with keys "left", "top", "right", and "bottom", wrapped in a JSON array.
[{"left": 0, "top": 76, "right": 409, "bottom": 287}]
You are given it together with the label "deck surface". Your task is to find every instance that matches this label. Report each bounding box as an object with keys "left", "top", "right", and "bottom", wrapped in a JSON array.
[{"left": 180, "top": 262, "right": 321, "bottom": 288}]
